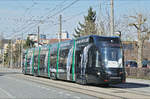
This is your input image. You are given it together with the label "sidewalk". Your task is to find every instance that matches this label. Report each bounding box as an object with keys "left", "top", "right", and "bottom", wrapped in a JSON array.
[
  {"left": 0, "top": 66, "right": 22, "bottom": 73},
  {"left": 127, "top": 78, "right": 150, "bottom": 85}
]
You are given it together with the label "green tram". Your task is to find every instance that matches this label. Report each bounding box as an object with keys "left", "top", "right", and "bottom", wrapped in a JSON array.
[{"left": 22, "top": 35, "right": 126, "bottom": 85}]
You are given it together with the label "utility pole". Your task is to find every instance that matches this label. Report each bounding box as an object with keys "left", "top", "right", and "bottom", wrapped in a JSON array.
[
  {"left": 59, "top": 14, "right": 62, "bottom": 42},
  {"left": 20, "top": 32, "right": 23, "bottom": 68},
  {"left": 0, "top": 32, "right": 4, "bottom": 67},
  {"left": 37, "top": 26, "right": 40, "bottom": 46},
  {"left": 98, "top": 0, "right": 102, "bottom": 36},
  {"left": 10, "top": 39, "right": 13, "bottom": 68},
  {"left": 21, "top": 32, "right": 23, "bottom": 68},
  {"left": 2, "top": 49, "right": 4, "bottom": 67},
  {"left": 110, "top": 0, "right": 114, "bottom": 36}
]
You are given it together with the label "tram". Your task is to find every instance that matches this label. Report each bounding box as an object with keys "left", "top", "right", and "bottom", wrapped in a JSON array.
[{"left": 22, "top": 35, "right": 126, "bottom": 85}]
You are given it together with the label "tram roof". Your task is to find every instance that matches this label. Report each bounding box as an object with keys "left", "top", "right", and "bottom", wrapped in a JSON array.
[
  {"left": 24, "top": 35, "right": 120, "bottom": 51},
  {"left": 82, "top": 35, "right": 120, "bottom": 39}
]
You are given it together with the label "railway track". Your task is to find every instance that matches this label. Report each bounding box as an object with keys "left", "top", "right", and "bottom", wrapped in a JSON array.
[{"left": 7, "top": 74, "right": 149, "bottom": 99}]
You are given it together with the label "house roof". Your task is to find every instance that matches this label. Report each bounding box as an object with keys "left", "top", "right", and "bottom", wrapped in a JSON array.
[{"left": 48, "top": 38, "right": 71, "bottom": 44}]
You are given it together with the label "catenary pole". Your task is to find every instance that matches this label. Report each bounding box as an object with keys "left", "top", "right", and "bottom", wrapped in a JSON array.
[
  {"left": 21, "top": 32, "right": 23, "bottom": 68},
  {"left": 59, "top": 14, "right": 62, "bottom": 42},
  {"left": 37, "top": 26, "right": 40, "bottom": 46},
  {"left": 10, "top": 39, "right": 13, "bottom": 68},
  {"left": 110, "top": 0, "right": 114, "bottom": 36}
]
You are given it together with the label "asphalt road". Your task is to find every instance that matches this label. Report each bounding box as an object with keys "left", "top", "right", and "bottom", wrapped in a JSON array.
[
  {"left": 112, "top": 78, "right": 150, "bottom": 95},
  {"left": 0, "top": 68, "right": 96, "bottom": 98},
  {"left": 1, "top": 67, "right": 150, "bottom": 98}
]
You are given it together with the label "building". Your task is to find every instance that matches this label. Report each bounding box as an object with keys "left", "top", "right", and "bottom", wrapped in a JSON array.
[
  {"left": 0, "top": 39, "right": 10, "bottom": 55},
  {"left": 3, "top": 43, "right": 9, "bottom": 54},
  {"left": 122, "top": 41, "right": 150, "bottom": 61},
  {"left": 48, "top": 38, "right": 71, "bottom": 44},
  {"left": 27, "top": 32, "right": 70, "bottom": 46},
  {"left": 56, "top": 31, "right": 69, "bottom": 39},
  {"left": 28, "top": 34, "right": 46, "bottom": 42},
  {"left": 28, "top": 34, "right": 37, "bottom": 41},
  {"left": 27, "top": 33, "right": 47, "bottom": 47}
]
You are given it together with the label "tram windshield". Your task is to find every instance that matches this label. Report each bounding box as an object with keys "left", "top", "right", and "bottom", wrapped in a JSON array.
[{"left": 100, "top": 47, "right": 123, "bottom": 68}]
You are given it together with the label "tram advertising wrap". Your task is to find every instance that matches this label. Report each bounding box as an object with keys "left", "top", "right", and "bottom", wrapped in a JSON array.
[{"left": 22, "top": 35, "right": 126, "bottom": 85}]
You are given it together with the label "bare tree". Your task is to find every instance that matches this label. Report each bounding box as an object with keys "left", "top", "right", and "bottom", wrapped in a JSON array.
[
  {"left": 97, "top": 5, "right": 110, "bottom": 36},
  {"left": 97, "top": 3, "right": 123, "bottom": 37},
  {"left": 129, "top": 14, "right": 150, "bottom": 68},
  {"left": 0, "top": 33, "right": 3, "bottom": 65},
  {"left": 0, "top": 32, "right": 3, "bottom": 48}
]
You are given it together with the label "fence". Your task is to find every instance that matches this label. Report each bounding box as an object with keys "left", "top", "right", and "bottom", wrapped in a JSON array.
[{"left": 126, "top": 67, "right": 150, "bottom": 79}]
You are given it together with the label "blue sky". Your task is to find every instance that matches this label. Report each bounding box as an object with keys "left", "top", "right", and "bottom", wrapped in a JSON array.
[{"left": 0, "top": 0, "right": 150, "bottom": 39}]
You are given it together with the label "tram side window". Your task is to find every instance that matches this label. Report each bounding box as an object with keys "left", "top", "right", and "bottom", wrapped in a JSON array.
[
  {"left": 88, "top": 49, "right": 93, "bottom": 68},
  {"left": 34, "top": 55, "right": 38, "bottom": 67},
  {"left": 92, "top": 47, "right": 96, "bottom": 67},
  {"left": 27, "top": 57, "right": 31, "bottom": 67},
  {"left": 27, "top": 52, "right": 32, "bottom": 67},
  {"left": 59, "top": 49, "right": 63, "bottom": 69},
  {"left": 50, "top": 51, "right": 57, "bottom": 69},
  {"left": 59, "top": 48, "right": 69, "bottom": 71},
  {"left": 23, "top": 54, "right": 26, "bottom": 66},
  {"left": 87, "top": 46, "right": 100, "bottom": 68},
  {"left": 40, "top": 54, "right": 46, "bottom": 68}
]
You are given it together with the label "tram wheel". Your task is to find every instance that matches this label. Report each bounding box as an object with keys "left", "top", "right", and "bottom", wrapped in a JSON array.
[
  {"left": 51, "top": 73, "right": 57, "bottom": 80},
  {"left": 101, "top": 84, "right": 109, "bottom": 87},
  {"left": 76, "top": 78, "right": 87, "bottom": 85},
  {"left": 33, "top": 73, "right": 38, "bottom": 77},
  {"left": 33, "top": 69, "right": 38, "bottom": 77},
  {"left": 81, "top": 79, "right": 87, "bottom": 85},
  {"left": 22, "top": 69, "right": 26, "bottom": 75}
]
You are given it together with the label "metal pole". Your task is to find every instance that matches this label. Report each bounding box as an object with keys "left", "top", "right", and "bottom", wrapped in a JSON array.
[
  {"left": 110, "top": 0, "right": 114, "bottom": 36},
  {"left": 10, "top": 39, "right": 13, "bottom": 68},
  {"left": 98, "top": 0, "right": 102, "bottom": 36},
  {"left": 0, "top": 33, "right": 3, "bottom": 67},
  {"left": 2, "top": 49, "right": 4, "bottom": 68},
  {"left": 59, "top": 14, "right": 62, "bottom": 42},
  {"left": 21, "top": 32, "right": 23, "bottom": 68},
  {"left": 38, "top": 26, "right": 40, "bottom": 46}
]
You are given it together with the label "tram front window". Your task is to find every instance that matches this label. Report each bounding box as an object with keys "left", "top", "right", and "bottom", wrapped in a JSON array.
[
  {"left": 88, "top": 45, "right": 101, "bottom": 68},
  {"left": 100, "top": 47, "right": 123, "bottom": 68}
]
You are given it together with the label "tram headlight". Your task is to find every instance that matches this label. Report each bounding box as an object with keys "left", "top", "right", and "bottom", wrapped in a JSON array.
[{"left": 97, "top": 72, "right": 101, "bottom": 76}]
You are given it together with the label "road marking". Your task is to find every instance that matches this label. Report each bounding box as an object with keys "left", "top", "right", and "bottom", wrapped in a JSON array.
[
  {"left": 4, "top": 76, "right": 53, "bottom": 92},
  {"left": 52, "top": 90, "right": 56, "bottom": 92},
  {"left": 44, "top": 87, "right": 50, "bottom": 90},
  {"left": 58, "top": 92, "right": 63, "bottom": 94},
  {"left": 73, "top": 96, "right": 81, "bottom": 99},
  {"left": 40, "top": 86, "right": 47, "bottom": 89},
  {"left": 0, "top": 87, "right": 15, "bottom": 98},
  {"left": 65, "top": 93, "right": 71, "bottom": 96},
  {"left": 37, "top": 85, "right": 52, "bottom": 91}
]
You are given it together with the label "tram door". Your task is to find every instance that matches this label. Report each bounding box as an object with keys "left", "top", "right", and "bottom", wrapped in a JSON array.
[
  {"left": 75, "top": 44, "right": 94, "bottom": 84},
  {"left": 86, "top": 45, "right": 97, "bottom": 76},
  {"left": 75, "top": 46, "right": 85, "bottom": 83}
]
